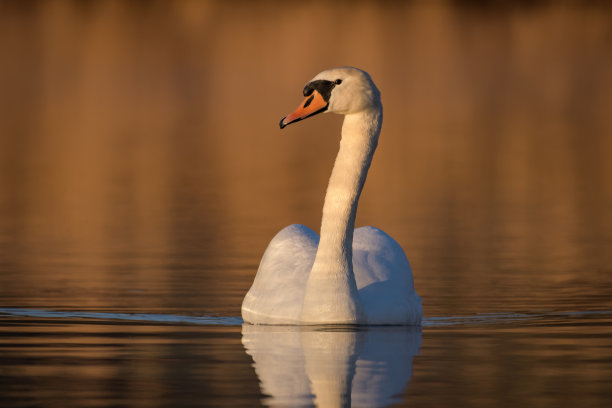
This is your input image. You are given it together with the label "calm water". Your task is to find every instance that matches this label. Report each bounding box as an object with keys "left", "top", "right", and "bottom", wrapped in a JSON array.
[
  {"left": 1, "top": 1, "right": 612, "bottom": 407},
  {"left": 1, "top": 309, "right": 611, "bottom": 407}
]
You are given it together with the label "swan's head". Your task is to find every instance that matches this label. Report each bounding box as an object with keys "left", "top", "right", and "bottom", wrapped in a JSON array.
[{"left": 280, "top": 67, "right": 381, "bottom": 129}]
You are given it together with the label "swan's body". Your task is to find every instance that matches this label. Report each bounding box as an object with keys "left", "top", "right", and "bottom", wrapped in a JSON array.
[{"left": 242, "top": 67, "right": 422, "bottom": 325}]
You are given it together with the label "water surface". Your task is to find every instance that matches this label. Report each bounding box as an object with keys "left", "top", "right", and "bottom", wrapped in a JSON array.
[
  {"left": 1, "top": 1, "right": 611, "bottom": 407},
  {"left": 1, "top": 308, "right": 611, "bottom": 407}
]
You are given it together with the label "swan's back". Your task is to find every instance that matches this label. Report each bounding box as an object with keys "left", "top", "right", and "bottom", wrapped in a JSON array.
[
  {"left": 241, "top": 224, "right": 318, "bottom": 325},
  {"left": 242, "top": 225, "right": 421, "bottom": 325},
  {"left": 353, "top": 227, "right": 422, "bottom": 325}
]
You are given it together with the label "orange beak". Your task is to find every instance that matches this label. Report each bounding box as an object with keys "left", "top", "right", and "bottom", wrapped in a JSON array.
[{"left": 279, "top": 90, "right": 328, "bottom": 129}]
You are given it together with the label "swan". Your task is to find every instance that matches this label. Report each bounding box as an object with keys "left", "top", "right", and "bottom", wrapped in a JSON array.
[{"left": 241, "top": 67, "right": 422, "bottom": 325}]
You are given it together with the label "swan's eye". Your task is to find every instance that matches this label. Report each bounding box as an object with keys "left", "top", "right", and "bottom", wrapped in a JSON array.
[{"left": 335, "top": 79, "right": 342, "bottom": 85}]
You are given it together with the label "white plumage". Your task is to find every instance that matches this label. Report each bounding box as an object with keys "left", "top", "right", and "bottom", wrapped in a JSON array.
[{"left": 242, "top": 67, "right": 422, "bottom": 325}]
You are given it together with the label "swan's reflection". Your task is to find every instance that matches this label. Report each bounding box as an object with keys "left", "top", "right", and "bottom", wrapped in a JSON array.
[{"left": 242, "top": 324, "right": 422, "bottom": 407}]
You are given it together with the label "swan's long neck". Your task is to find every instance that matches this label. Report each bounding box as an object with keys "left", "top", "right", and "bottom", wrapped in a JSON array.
[
  {"left": 318, "top": 109, "right": 381, "bottom": 269},
  {"left": 301, "top": 107, "right": 382, "bottom": 324}
]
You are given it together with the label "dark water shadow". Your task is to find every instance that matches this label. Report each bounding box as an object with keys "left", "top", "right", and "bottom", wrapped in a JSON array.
[
  {"left": 0, "top": 307, "right": 243, "bottom": 326},
  {"left": 2, "top": 307, "right": 611, "bottom": 328},
  {"left": 423, "top": 310, "right": 612, "bottom": 327}
]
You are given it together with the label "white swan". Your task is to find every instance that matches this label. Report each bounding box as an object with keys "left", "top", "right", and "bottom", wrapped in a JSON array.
[{"left": 242, "top": 67, "right": 422, "bottom": 325}]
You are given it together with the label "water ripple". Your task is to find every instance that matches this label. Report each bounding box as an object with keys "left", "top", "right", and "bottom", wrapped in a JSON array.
[
  {"left": 0, "top": 308, "right": 244, "bottom": 326},
  {"left": 1, "top": 308, "right": 610, "bottom": 327},
  {"left": 423, "top": 310, "right": 612, "bottom": 327}
]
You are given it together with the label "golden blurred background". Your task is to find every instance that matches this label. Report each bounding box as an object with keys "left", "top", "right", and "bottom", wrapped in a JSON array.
[{"left": 0, "top": 0, "right": 610, "bottom": 316}]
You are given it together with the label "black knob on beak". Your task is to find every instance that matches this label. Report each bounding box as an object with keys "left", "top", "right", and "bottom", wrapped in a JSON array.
[{"left": 303, "top": 84, "right": 314, "bottom": 97}]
